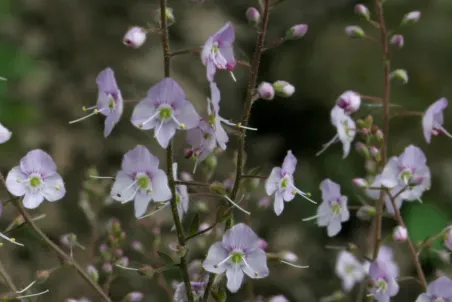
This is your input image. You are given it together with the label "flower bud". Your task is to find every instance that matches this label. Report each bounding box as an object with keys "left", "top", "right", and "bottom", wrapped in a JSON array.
[
  {"left": 354, "top": 4, "right": 370, "bottom": 20},
  {"left": 352, "top": 178, "right": 368, "bottom": 189},
  {"left": 390, "top": 34, "right": 404, "bottom": 48},
  {"left": 285, "top": 24, "right": 308, "bottom": 40},
  {"left": 180, "top": 171, "right": 193, "bottom": 182},
  {"left": 257, "top": 81, "right": 275, "bottom": 100},
  {"left": 269, "top": 296, "right": 289, "bottom": 302},
  {"left": 273, "top": 80, "right": 295, "bottom": 97},
  {"left": 86, "top": 265, "right": 99, "bottom": 282},
  {"left": 258, "top": 239, "right": 268, "bottom": 250},
  {"left": 336, "top": 90, "right": 361, "bottom": 114},
  {"left": 131, "top": 240, "right": 144, "bottom": 253},
  {"left": 369, "top": 146, "right": 381, "bottom": 161},
  {"left": 102, "top": 262, "right": 113, "bottom": 274},
  {"left": 356, "top": 205, "right": 376, "bottom": 221},
  {"left": 36, "top": 270, "right": 50, "bottom": 284},
  {"left": 116, "top": 257, "right": 129, "bottom": 267},
  {"left": 393, "top": 226, "right": 408, "bottom": 242},
  {"left": 355, "top": 142, "right": 370, "bottom": 158},
  {"left": 209, "top": 182, "right": 226, "bottom": 195},
  {"left": 437, "top": 250, "right": 451, "bottom": 263},
  {"left": 258, "top": 196, "right": 271, "bottom": 208},
  {"left": 125, "top": 291, "right": 144, "bottom": 302},
  {"left": 365, "top": 159, "right": 377, "bottom": 174},
  {"left": 107, "top": 218, "right": 122, "bottom": 236},
  {"left": 123, "top": 27, "right": 147, "bottom": 48},
  {"left": 60, "top": 233, "right": 77, "bottom": 247},
  {"left": 246, "top": 7, "right": 261, "bottom": 26},
  {"left": 402, "top": 11, "right": 421, "bottom": 25},
  {"left": 114, "top": 249, "right": 124, "bottom": 257},
  {"left": 345, "top": 25, "right": 365, "bottom": 39},
  {"left": 153, "top": 8, "right": 176, "bottom": 26},
  {"left": 375, "top": 129, "right": 384, "bottom": 142},
  {"left": 138, "top": 265, "right": 154, "bottom": 278},
  {"left": 205, "top": 154, "right": 217, "bottom": 170},
  {"left": 390, "top": 69, "right": 408, "bottom": 84}
]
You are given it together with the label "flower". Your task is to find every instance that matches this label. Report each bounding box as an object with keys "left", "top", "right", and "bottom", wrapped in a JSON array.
[
  {"left": 390, "top": 34, "right": 404, "bottom": 48},
  {"left": 246, "top": 7, "right": 261, "bottom": 26},
  {"left": 422, "top": 98, "right": 452, "bottom": 143},
  {"left": 173, "top": 281, "right": 205, "bottom": 302},
  {"left": 202, "top": 223, "right": 269, "bottom": 293},
  {"left": 368, "top": 259, "right": 399, "bottom": 301},
  {"left": 335, "top": 251, "right": 367, "bottom": 291},
  {"left": 69, "top": 68, "right": 123, "bottom": 137},
  {"left": 123, "top": 26, "right": 147, "bottom": 48},
  {"left": 380, "top": 145, "right": 431, "bottom": 202},
  {"left": 336, "top": 91, "right": 361, "bottom": 114},
  {"left": 111, "top": 145, "right": 172, "bottom": 218},
  {"left": 185, "top": 120, "right": 217, "bottom": 163},
  {"left": 173, "top": 163, "right": 189, "bottom": 221},
  {"left": 265, "top": 150, "right": 315, "bottom": 216},
  {"left": 316, "top": 179, "right": 349, "bottom": 237},
  {"left": 269, "top": 296, "right": 289, "bottom": 302},
  {"left": 6, "top": 149, "right": 66, "bottom": 209},
  {"left": 376, "top": 245, "right": 399, "bottom": 278},
  {"left": 317, "top": 107, "right": 356, "bottom": 158},
  {"left": 392, "top": 226, "right": 408, "bottom": 242},
  {"left": 131, "top": 78, "right": 200, "bottom": 148},
  {"left": 207, "top": 82, "right": 230, "bottom": 149},
  {"left": 201, "top": 22, "right": 236, "bottom": 82},
  {"left": 366, "top": 174, "right": 404, "bottom": 215},
  {"left": 415, "top": 276, "right": 452, "bottom": 302}
]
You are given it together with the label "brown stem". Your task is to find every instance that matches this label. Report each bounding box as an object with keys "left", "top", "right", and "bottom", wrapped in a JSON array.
[
  {"left": 170, "top": 47, "right": 201, "bottom": 57},
  {"left": 159, "top": 1, "right": 194, "bottom": 301},
  {"left": 0, "top": 259, "right": 17, "bottom": 292}
]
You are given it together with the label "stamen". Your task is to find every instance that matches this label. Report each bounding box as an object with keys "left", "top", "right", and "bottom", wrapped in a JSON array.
[
  {"left": 115, "top": 179, "right": 139, "bottom": 201},
  {"left": 215, "top": 254, "right": 233, "bottom": 268},
  {"left": 302, "top": 214, "right": 319, "bottom": 222},
  {"left": 138, "top": 202, "right": 171, "bottom": 220},
  {"left": 280, "top": 260, "right": 309, "bottom": 269},
  {"left": 241, "top": 257, "right": 259, "bottom": 277},
  {"left": 223, "top": 195, "right": 251, "bottom": 215},
  {"left": 171, "top": 115, "right": 186, "bottom": 129},
  {"left": 220, "top": 118, "right": 258, "bottom": 131},
  {"left": 0, "top": 231, "right": 24, "bottom": 246},
  {"left": 82, "top": 105, "right": 97, "bottom": 112},
  {"left": 291, "top": 185, "right": 317, "bottom": 204},
  {"left": 16, "top": 280, "right": 37, "bottom": 294},
  {"left": 69, "top": 109, "right": 103, "bottom": 124},
  {"left": 115, "top": 264, "right": 139, "bottom": 271},
  {"left": 229, "top": 71, "right": 237, "bottom": 82},
  {"left": 16, "top": 289, "right": 49, "bottom": 299},
  {"left": 316, "top": 134, "right": 339, "bottom": 157},
  {"left": 138, "top": 110, "right": 161, "bottom": 128},
  {"left": 154, "top": 120, "right": 165, "bottom": 138},
  {"left": 438, "top": 125, "right": 452, "bottom": 139}
]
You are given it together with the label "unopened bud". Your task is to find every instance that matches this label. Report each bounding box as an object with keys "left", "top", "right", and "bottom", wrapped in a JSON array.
[
  {"left": 36, "top": 270, "right": 50, "bottom": 283},
  {"left": 390, "top": 34, "right": 404, "bottom": 48},
  {"left": 285, "top": 24, "right": 308, "bottom": 40},
  {"left": 60, "top": 233, "right": 77, "bottom": 247},
  {"left": 258, "top": 196, "right": 271, "bottom": 208},
  {"left": 346, "top": 243, "right": 358, "bottom": 252},
  {"left": 356, "top": 205, "right": 376, "bottom": 221},
  {"left": 273, "top": 80, "right": 295, "bottom": 97},
  {"left": 355, "top": 142, "right": 370, "bottom": 158},
  {"left": 114, "top": 249, "right": 124, "bottom": 257},
  {"left": 257, "top": 81, "right": 275, "bottom": 100},
  {"left": 246, "top": 7, "right": 261, "bottom": 26},
  {"left": 86, "top": 265, "right": 99, "bottom": 282},
  {"left": 402, "top": 11, "right": 421, "bottom": 25},
  {"left": 390, "top": 69, "right": 408, "bottom": 84},
  {"left": 117, "top": 257, "right": 129, "bottom": 267},
  {"left": 369, "top": 146, "right": 381, "bottom": 161},
  {"left": 336, "top": 90, "right": 361, "bottom": 114},
  {"left": 246, "top": 178, "right": 260, "bottom": 191},
  {"left": 131, "top": 241, "right": 144, "bottom": 253},
  {"left": 138, "top": 265, "right": 154, "bottom": 278},
  {"left": 209, "top": 182, "right": 226, "bottom": 195},
  {"left": 154, "top": 8, "right": 176, "bottom": 26},
  {"left": 393, "top": 226, "right": 408, "bottom": 242},
  {"left": 107, "top": 218, "right": 121, "bottom": 235},
  {"left": 352, "top": 178, "right": 368, "bottom": 189},
  {"left": 364, "top": 159, "right": 377, "bottom": 174},
  {"left": 345, "top": 25, "right": 365, "bottom": 39},
  {"left": 375, "top": 129, "right": 384, "bottom": 142},
  {"left": 354, "top": 4, "right": 370, "bottom": 20},
  {"left": 123, "top": 27, "right": 147, "bottom": 48},
  {"left": 102, "top": 262, "right": 113, "bottom": 274},
  {"left": 124, "top": 291, "right": 144, "bottom": 302},
  {"left": 205, "top": 154, "right": 217, "bottom": 170},
  {"left": 197, "top": 201, "right": 209, "bottom": 213}
]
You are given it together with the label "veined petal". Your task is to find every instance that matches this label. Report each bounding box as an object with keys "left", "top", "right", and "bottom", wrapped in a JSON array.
[
  {"left": 134, "top": 192, "right": 152, "bottom": 218},
  {"left": 96, "top": 68, "right": 119, "bottom": 93},
  {"left": 206, "top": 60, "right": 216, "bottom": 83},
  {"left": 131, "top": 100, "right": 159, "bottom": 130},
  {"left": 380, "top": 157, "right": 400, "bottom": 188},
  {"left": 213, "top": 22, "right": 235, "bottom": 44},
  {"left": 177, "top": 101, "right": 201, "bottom": 130},
  {"left": 155, "top": 123, "right": 176, "bottom": 149},
  {"left": 215, "top": 119, "right": 228, "bottom": 149},
  {"left": 111, "top": 171, "right": 136, "bottom": 203},
  {"left": 23, "top": 192, "right": 45, "bottom": 209},
  {"left": 327, "top": 218, "right": 342, "bottom": 237},
  {"left": 226, "top": 265, "right": 244, "bottom": 293},
  {"left": 222, "top": 223, "right": 260, "bottom": 252},
  {"left": 151, "top": 169, "right": 172, "bottom": 202},
  {"left": 20, "top": 149, "right": 57, "bottom": 176},
  {"left": 265, "top": 167, "right": 282, "bottom": 195},
  {"left": 121, "top": 145, "right": 159, "bottom": 175},
  {"left": 320, "top": 179, "right": 341, "bottom": 202},
  {"left": 219, "top": 46, "right": 235, "bottom": 68},
  {"left": 202, "top": 242, "right": 229, "bottom": 274},
  {"left": 42, "top": 173, "right": 66, "bottom": 201},
  {"left": 281, "top": 150, "right": 297, "bottom": 176},
  {"left": 242, "top": 249, "right": 269, "bottom": 279},
  {"left": 414, "top": 293, "right": 429, "bottom": 302},
  {"left": 273, "top": 192, "right": 284, "bottom": 216},
  {"left": 5, "top": 166, "right": 27, "bottom": 196},
  {"left": 317, "top": 201, "right": 332, "bottom": 227},
  {"left": 210, "top": 82, "right": 221, "bottom": 109},
  {"left": 400, "top": 145, "right": 427, "bottom": 167}
]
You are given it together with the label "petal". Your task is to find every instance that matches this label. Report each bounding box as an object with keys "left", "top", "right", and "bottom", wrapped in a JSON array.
[
  {"left": 104, "top": 101, "right": 123, "bottom": 137},
  {"left": 155, "top": 123, "right": 176, "bottom": 149},
  {"left": 5, "top": 166, "right": 27, "bottom": 196},
  {"left": 383, "top": 194, "right": 403, "bottom": 215},
  {"left": 23, "top": 192, "right": 44, "bottom": 209},
  {"left": 215, "top": 119, "right": 229, "bottom": 149},
  {"left": 20, "top": 149, "right": 57, "bottom": 176},
  {"left": 320, "top": 178, "right": 341, "bottom": 202},
  {"left": 422, "top": 98, "right": 448, "bottom": 143},
  {"left": 400, "top": 145, "right": 427, "bottom": 167},
  {"left": 282, "top": 187, "right": 295, "bottom": 201},
  {"left": 273, "top": 192, "right": 284, "bottom": 216},
  {"left": 176, "top": 101, "right": 201, "bottom": 130},
  {"left": 213, "top": 22, "right": 235, "bottom": 44},
  {"left": 380, "top": 157, "right": 400, "bottom": 188},
  {"left": 242, "top": 249, "right": 269, "bottom": 279},
  {"left": 42, "top": 173, "right": 66, "bottom": 201},
  {"left": 131, "top": 99, "right": 159, "bottom": 130},
  {"left": 265, "top": 167, "right": 281, "bottom": 195},
  {"left": 414, "top": 294, "right": 430, "bottom": 302},
  {"left": 336, "top": 116, "right": 356, "bottom": 158},
  {"left": 121, "top": 145, "right": 159, "bottom": 175},
  {"left": 219, "top": 46, "right": 235, "bottom": 68},
  {"left": 388, "top": 277, "right": 400, "bottom": 296},
  {"left": 427, "top": 276, "right": 452, "bottom": 297},
  {"left": 111, "top": 171, "right": 136, "bottom": 202},
  {"left": 202, "top": 242, "right": 228, "bottom": 274},
  {"left": 151, "top": 169, "right": 172, "bottom": 202},
  {"left": 316, "top": 201, "right": 332, "bottom": 226},
  {"left": 327, "top": 218, "right": 342, "bottom": 237},
  {"left": 222, "top": 223, "right": 260, "bottom": 252},
  {"left": 134, "top": 192, "right": 152, "bottom": 218},
  {"left": 281, "top": 150, "right": 297, "bottom": 175},
  {"left": 96, "top": 67, "right": 118, "bottom": 93},
  {"left": 340, "top": 205, "right": 350, "bottom": 222},
  {"left": 201, "top": 41, "right": 212, "bottom": 66},
  {"left": 210, "top": 82, "right": 221, "bottom": 109},
  {"left": 226, "top": 266, "right": 244, "bottom": 293},
  {"left": 342, "top": 276, "right": 356, "bottom": 292},
  {"left": 146, "top": 77, "right": 185, "bottom": 107},
  {"left": 0, "top": 123, "right": 12, "bottom": 143},
  {"left": 206, "top": 60, "right": 216, "bottom": 83}
]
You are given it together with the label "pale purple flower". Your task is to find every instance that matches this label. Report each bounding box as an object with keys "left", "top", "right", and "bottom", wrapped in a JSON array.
[
  {"left": 201, "top": 22, "right": 236, "bottom": 82},
  {"left": 393, "top": 226, "right": 408, "bottom": 242},
  {"left": 111, "top": 145, "right": 172, "bottom": 218},
  {"left": 390, "top": 34, "right": 404, "bottom": 48},
  {"left": 316, "top": 106, "right": 356, "bottom": 158},
  {"left": 422, "top": 98, "right": 452, "bottom": 143},
  {"left": 173, "top": 163, "right": 189, "bottom": 221},
  {"left": 380, "top": 145, "right": 431, "bottom": 202},
  {"left": 316, "top": 179, "right": 349, "bottom": 237},
  {"left": 368, "top": 260, "right": 399, "bottom": 302},
  {"left": 376, "top": 245, "right": 400, "bottom": 278},
  {"left": 0, "top": 123, "right": 11, "bottom": 144},
  {"left": 69, "top": 68, "right": 123, "bottom": 137},
  {"left": 335, "top": 251, "right": 367, "bottom": 291},
  {"left": 265, "top": 150, "right": 315, "bottom": 216},
  {"left": 131, "top": 78, "right": 200, "bottom": 149},
  {"left": 367, "top": 174, "right": 404, "bottom": 215},
  {"left": 207, "top": 82, "right": 230, "bottom": 149},
  {"left": 123, "top": 26, "right": 147, "bottom": 48},
  {"left": 202, "top": 223, "right": 269, "bottom": 293},
  {"left": 173, "top": 281, "right": 205, "bottom": 302},
  {"left": 416, "top": 276, "right": 452, "bottom": 302},
  {"left": 185, "top": 119, "right": 217, "bottom": 162},
  {"left": 336, "top": 91, "right": 361, "bottom": 114},
  {"left": 6, "top": 149, "right": 66, "bottom": 209}
]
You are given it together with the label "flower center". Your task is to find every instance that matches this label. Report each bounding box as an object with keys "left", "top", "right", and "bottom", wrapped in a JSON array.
[
  {"left": 108, "top": 95, "right": 116, "bottom": 109},
  {"left": 344, "top": 263, "right": 355, "bottom": 274},
  {"left": 375, "top": 278, "right": 388, "bottom": 293},
  {"left": 176, "top": 192, "right": 181, "bottom": 205},
  {"left": 136, "top": 175, "right": 149, "bottom": 189},
  {"left": 159, "top": 107, "right": 173, "bottom": 120},
  {"left": 342, "top": 120, "right": 354, "bottom": 137},
  {"left": 30, "top": 176, "right": 42, "bottom": 188},
  {"left": 399, "top": 168, "right": 412, "bottom": 185},
  {"left": 231, "top": 251, "right": 244, "bottom": 264},
  {"left": 212, "top": 42, "right": 219, "bottom": 54},
  {"left": 280, "top": 178, "right": 288, "bottom": 189},
  {"left": 208, "top": 114, "right": 215, "bottom": 126},
  {"left": 331, "top": 201, "right": 341, "bottom": 215}
]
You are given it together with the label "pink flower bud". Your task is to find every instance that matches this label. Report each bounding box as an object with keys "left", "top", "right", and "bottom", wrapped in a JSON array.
[
  {"left": 86, "top": 265, "right": 99, "bottom": 282},
  {"left": 123, "top": 27, "right": 147, "bottom": 48},
  {"left": 285, "top": 24, "right": 308, "bottom": 40},
  {"left": 258, "top": 196, "right": 271, "bottom": 208},
  {"left": 117, "top": 256, "right": 129, "bottom": 267},
  {"left": 345, "top": 25, "right": 365, "bottom": 39},
  {"left": 257, "top": 81, "right": 275, "bottom": 100},
  {"left": 273, "top": 80, "right": 295, "bottom": 97},
  {"left": 354, "top": 4, "right": 370, "bottom": 20},
  {"left": 102, "top": 262, "right": 113, "bottom": 274},
  {"left": 336, "top": 90, "right": 361, "bottom": 114},
  {"left": 369, "top": 146, "right": 380, "bottom": 158},
  {"left": 246, "top": 7, "right": 261, "bottom": 25},
  {"left": 355, "top": 142, "right": 370, "bottom": 158},
  {"left": 258, "top": 239, "right": 268, "bottom": 250},
  {"left": 352, "top": 178, "right": 368, "bottom": 189},
  {"left": 402, "top": 11, "right": 421, "bottom": 25},
  {"left": 131, "top": 240, "right": 144, "bottom": 252},
  {"left": 375, "top": 129, "right": 384, "bottom": 142},
  {"left": 393, "top": 226, "right": 408, "bottom": 242},
  {"left": 390, "top": 34, "right": 404, "bottom": 48}
]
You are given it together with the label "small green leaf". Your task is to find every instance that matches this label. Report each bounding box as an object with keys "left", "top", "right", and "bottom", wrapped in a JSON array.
[
  {"left": 188, "top": 213, "right": 200, "bottom": 237},
  {"left": 157, "top": 250, "right": 174, "bottom": 265}
]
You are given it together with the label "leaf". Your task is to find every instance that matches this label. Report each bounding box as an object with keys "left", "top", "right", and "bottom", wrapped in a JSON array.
[
  {"left": 157, "top": 251, "right": 174, "bottom": 265},
  {"left": 188, "top": 213, "right": 200, "bottom": 237}
]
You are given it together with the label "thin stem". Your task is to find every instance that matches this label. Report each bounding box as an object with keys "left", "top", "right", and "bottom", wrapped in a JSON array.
[
  {"left": 387, "top": 190, "right": 428, "bottom": 290},
  {"left": 170, "top": 47, "right": 201, "bottom": 57},
  {"left": 185, "top": 222, "right": 217, "bottom": 241},
  {"left": 241, "top": 174, "right": 267, "bottom": 179},
  {"left": 0, "top": 259, "right": 17, "bottom": 292},
  {"left": 201, "top": 274, "right": 215, "bottom": 302},
  {"left": 159, "top": 0, "right": 194, "bottom": 300}
]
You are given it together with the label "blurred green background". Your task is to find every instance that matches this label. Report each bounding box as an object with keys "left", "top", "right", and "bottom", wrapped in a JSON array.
[{"left": 0, "top": 0, "right": 451, "bottom": 301}]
